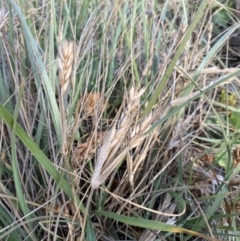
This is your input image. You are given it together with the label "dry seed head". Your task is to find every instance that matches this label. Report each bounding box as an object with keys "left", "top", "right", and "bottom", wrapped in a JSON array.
[
  {"left": 139, "top": 111, "right": 152, "bottom": 132},
  {"left": 130, "top": 124, "right": 138, "bottom": 138},
  {"left": 129, "top": 86, "right": 145, "bottom": 101},
  {"left": 90, "top": 87, "right": 149, "bottom": 189},
  {"left": 82, "top": 92, "right": 106, "bottom": 117},
  {"left": 137, "top": 87, "right": 146, "bottom": 98},
  {"left": 115, "top": 114, "right": 130, "bottom": 139},
  {"left": 72, "top": 131, "right": 106, "bottom": 168},
  {"left": 129, "top": 85, "right": 135, "bottom": 100},
  {"left": 127, "top": 86, "right": 145, "bottom": 113},
  {"left": 58, "top": 40, "right": 74, "bottom": 94},
  {"left": 91, "top": 126, "right": 116, "bottom": 188}
]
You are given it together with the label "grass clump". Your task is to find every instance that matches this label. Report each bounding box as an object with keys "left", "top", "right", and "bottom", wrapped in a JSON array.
[{"left": 0, "top": 0, "right": 240, "bottom": 240}]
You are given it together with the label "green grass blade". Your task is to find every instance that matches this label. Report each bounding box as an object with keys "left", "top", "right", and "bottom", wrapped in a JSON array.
[
  {"left": 93, "top": 210, "right": 219, "bottom": 241},
  {"left": 86, "top": 217, "right": 96, "bottom": 241},
  {"left": 0, "top": 205, "right": 23, "bottom": 240}
]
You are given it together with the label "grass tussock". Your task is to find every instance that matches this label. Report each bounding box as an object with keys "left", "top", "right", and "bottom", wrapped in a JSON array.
[{"left": 1, "top": 0, "right": 240, "bottom": 240}]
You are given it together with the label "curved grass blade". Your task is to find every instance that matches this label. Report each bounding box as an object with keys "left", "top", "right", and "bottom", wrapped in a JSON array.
[
  {"left": 147, "top": 68, "right": 240, "bottom": 134},
  {"left": 93, "top": 210, "right": 220, "bottom": 241}
]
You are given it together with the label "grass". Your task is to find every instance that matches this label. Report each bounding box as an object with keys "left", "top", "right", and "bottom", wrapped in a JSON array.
[{"left": 0, "top": 0, "right": 240, "bottom": 240}]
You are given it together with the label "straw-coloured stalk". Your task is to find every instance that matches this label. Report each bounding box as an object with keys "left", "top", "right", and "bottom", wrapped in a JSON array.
[
  {"left": 58, "top": 40, "right": 74, "bottom": 95},
  {"left": 91, "top": 86, "right": 152, "bottom": 189},
  {"left": 0, "top": 7, "right": 8, "bottom": 37}
]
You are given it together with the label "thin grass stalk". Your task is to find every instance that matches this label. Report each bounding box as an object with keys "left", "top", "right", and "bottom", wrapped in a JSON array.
[
  {"left": 141, "top": 0, "right": 209, "bottom": 118},
  {"left": 10, "top": 77, "right": 37, "bottom": 240},
  {"left": 10, "top": 0, "right": 62, "bottom": 146}
]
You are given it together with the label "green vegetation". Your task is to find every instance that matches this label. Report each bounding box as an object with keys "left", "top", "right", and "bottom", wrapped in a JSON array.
[{"left": 0, "top": 0, "right": 240, "bottom": 240}]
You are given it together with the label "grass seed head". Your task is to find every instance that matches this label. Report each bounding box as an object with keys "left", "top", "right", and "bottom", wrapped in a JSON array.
[
  {"left": 90, "top": 86, "right": 150, "bottom": 189},
  {"left": 91, "top": 126, "right": 117, "bottom": 188},
  {"left": 57, "top": 40, "right": 74, "bottom": 94},
  {"left": 82, "top": 92, "right": 106, "bottom": 117}
]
